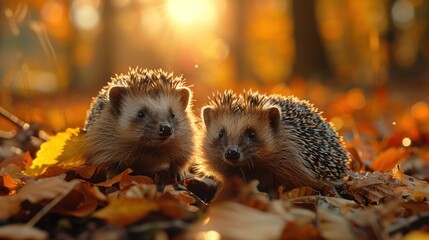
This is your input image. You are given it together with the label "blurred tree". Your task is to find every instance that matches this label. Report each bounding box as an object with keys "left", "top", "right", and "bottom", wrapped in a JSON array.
[{"left": 291, "top": 0, "right": 332, "bottom": 79}]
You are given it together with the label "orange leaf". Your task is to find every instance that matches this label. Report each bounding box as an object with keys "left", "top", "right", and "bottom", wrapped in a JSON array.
[
  {"left": 371, "top": 147, "right": 409, "bottom": 172},
  {"left": 0, "top": 174, "right": 17, "bottom": 194},
  {"left": 93, "top": 198, "right": 158, "bottom": 227},
  {"left": 96, "top": 168, "right": 133, "bottom": 188}
]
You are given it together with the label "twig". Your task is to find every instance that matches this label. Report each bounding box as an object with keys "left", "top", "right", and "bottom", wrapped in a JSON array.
[
  {"left": 0, "top": 106, "right": 27, "bottom": 129},
  {"left": 26, "top": 181, "right": 79, "bottom": 227}
]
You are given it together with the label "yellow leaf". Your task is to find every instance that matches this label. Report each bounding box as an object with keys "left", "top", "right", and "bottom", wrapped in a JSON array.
[
  {"left": 93, "top": 198, "right": 158, "bottom": 227},
  {"left": 25, "top": 128, "right": 87, "bottom": 176}
]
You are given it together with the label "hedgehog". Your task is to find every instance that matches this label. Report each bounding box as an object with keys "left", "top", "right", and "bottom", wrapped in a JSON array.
[
  {"left": 197, "top": 90, "right": 350, "bottom": 197},
  {"left": 83, "top": 67, "right": 196, "bottom": 182}
]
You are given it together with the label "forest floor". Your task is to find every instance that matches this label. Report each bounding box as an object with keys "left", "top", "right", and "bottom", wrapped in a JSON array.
[{"left": 0, "top": 79, "right": 428, "bottom": 240}]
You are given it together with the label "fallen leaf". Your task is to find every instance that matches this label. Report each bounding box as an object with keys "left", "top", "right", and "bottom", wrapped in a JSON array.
[
  {"left": 371, "top": 147, "right": 409, "bottom": 172},
  {"left": 93, "top": 198, "right": 158, "bottom": 227},
  {"left": 17, "top": 176, "right": 78, "bottom": 203},
  {"left": 279, "top": 186, "right": 319, "bottom": 200},
  {"left": 0, "top": 173, "right": 17, "bottom": 194},
  {"left": 52, "top": 182, "right": 106, "bottom": 217},
  {"left": 404, "top": 231, "right": 429, "bottom": 240},
  {"left": 96, "top": 168, "right": 133, "bottom": 188},
  {"left": 0, "top": 224, "right": 48, "bottom": 240},
  {"left": 185, "top": 202, "right": 285, "bottom": 240},
  {"left": 317, "top": 206, "right": 354, "bottom": 240},
  {"left": 345, "top": 172, "right": 406, "bottom": 204},
  {"left": 25, "top": 128, "right": 87, "bottom": 176}
]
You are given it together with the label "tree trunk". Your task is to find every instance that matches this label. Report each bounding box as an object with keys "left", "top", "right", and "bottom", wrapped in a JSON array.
[{"left": 291, "top": 0, "right": 331, "bottom": 79}]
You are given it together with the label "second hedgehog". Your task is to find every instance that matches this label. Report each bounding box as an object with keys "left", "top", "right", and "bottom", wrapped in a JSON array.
[
  {"left": 198, "top": 90, "right": 350, "bottom": 196},
  {"left": 84, "top": 68, "right": 196, "bottom": 181}
]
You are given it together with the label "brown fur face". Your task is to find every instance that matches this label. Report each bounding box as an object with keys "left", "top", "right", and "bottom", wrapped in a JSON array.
[
  {"left": 115, "top": 88, "right": 191, "bottom": 146},
  {"left": 202, "top": 107, "right": 281, "bottom": 174}
]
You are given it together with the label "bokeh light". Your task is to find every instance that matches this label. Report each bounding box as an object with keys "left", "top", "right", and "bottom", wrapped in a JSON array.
[
  {"left": 167, "top": 0, "right": 216, "bottom": 26},
  {"left": 70, "top": 0, "right": 100, "bottom": 31}
]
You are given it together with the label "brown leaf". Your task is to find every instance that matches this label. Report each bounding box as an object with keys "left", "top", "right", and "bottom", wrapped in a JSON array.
[
  {"left": 17, "top": 176, "right": 78, "bottom": 203},
  {"left": 0, "top": 224, "right": 48, "bottom": 240},
  {"left": 186, "top": 202, "right": 285, "bottom": 239},
  {"left": 279, "top": 186, "right": 319, "bottom": 200},
  {"left": 163, "top": 185, "right": 195, "bottom": 205},
  {"left": 371, "top": 147, "right": 409, "bottom": 172},
  {"left": 159, "top": 191, "right": 196, "bottom": 220},
  {"left": 93, "top": 198, "right": 158, "bottom": 227},
  {"left": 392, "top": 166, "right": 429, "bottom": 201},
  {"left": 96, "top": 168, "right": 133, "bottom": 188},
  {"left": 52, "top": 182, "right": 106, "bottom": 217},
  {"left": 345, "top": 172, "right": 405, "bottom": 204}
]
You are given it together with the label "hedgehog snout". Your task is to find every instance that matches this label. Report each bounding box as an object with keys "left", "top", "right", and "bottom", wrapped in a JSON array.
[
  {"left": 224, "top": 147, "right": 241, "bottom": 163},
  {"left": 158, "top": 123, "right": 173, "bottom": 137}
]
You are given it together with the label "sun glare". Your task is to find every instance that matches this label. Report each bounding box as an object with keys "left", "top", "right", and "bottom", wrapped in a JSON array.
[{"left": 167, "top": 0, "right": 216, "bottom": 26}]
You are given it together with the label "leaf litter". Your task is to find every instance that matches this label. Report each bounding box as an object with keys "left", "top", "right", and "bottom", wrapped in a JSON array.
[{"left": 0, "top": 99, "right": 428, "bottom": 239}]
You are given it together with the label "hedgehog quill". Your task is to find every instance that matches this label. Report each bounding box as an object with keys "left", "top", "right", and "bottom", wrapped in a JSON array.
[
  {"left": 197, "top": 90, "right": 350, "bottom": 197},
  {"left": 84, "top": 68, "right": 197, "bottom": 181}
]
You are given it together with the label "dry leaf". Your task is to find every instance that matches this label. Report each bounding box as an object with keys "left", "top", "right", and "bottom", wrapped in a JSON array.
[
  {"left": 279, "top": 186, "right": 319, "bottom": 200},
  {"left": 25, "top": 128, "right": 87, "bottom": 176},
  {"left": 317, "top": 207, "right": 354, "bottom": 240},
  {"left": 0, "top": 173, "right": 17, "bottom": 194},
  {"left": 17, "top": 176, "right": 78, "bottom": 203},
  {"left": 93, "top": 198, "right": 158, "bottom": 227},
  {"left": 52, "top": 182, "right": 105, "bottom": 217},
  {"left": 96, "top": 168, "right": 133, "bottom": 188},
  {"left": 345, "top": 172, "right": 406, "bottom": 204},
  {"left": 371, "top": 147, "right": 409, "bottom": 172},
  {"left": 186, "top": 202, "right": 285, "bottom": 240},
  {"left": 0, "top": 224, "right": 48, "bottom": 240}
]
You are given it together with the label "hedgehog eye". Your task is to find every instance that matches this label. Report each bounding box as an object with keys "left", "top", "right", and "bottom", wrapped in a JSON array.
[
  {"left": 247, "top": 128, "right": 256, "bottom": 140},
  {"left": 218, "top": 129, "right": 225, "bottom": 139},
  {"left": 170, "top": 112, "right": 176, "bottom": 119},
  {"left": 137, "top": 110, "right": 145, "bottom": 119}
]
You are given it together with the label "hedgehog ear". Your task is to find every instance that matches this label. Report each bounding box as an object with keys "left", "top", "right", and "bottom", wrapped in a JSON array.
[
  {"left": 108, "top": 86, "right": 127, "bottom": 116},
  {"left": 177, "top": 87, "right": 191, "bottom": 110},
  {"left": 202, "top": 106, "right": 214, "bottom": 128},
  {"left": 267, "top": 107, "right": 281, "bottom": 131}
]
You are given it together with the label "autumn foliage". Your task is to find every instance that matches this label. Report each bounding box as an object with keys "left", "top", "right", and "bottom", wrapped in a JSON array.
[{"left": 0, "top": 94, "right": 428, "bottom": 240}]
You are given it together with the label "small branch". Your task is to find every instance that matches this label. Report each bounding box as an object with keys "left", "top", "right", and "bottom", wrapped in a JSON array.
[
  {"left": 26, "top": 181, "right": 79, "bottom": 227},
  {"left": 0, "top": 106, "right": 27, "bottom": 129}
]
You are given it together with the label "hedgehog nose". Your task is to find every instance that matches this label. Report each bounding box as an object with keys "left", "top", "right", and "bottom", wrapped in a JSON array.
[
  {"left": 158, "top": 124, "right": 173, "bottom": 137},
  {"left": 225, "top": 147, "right": 240, "bottom": 162}
]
